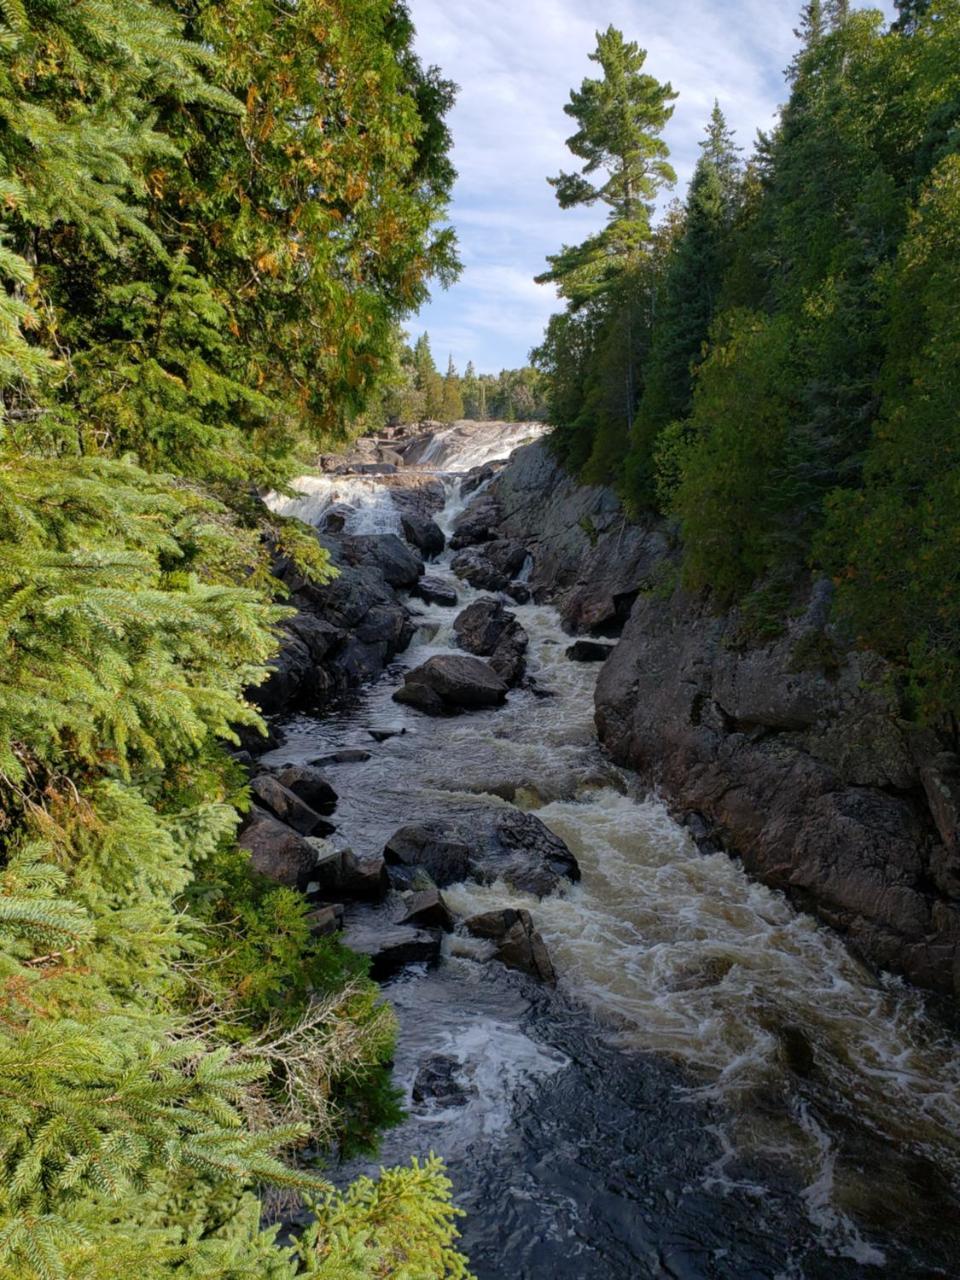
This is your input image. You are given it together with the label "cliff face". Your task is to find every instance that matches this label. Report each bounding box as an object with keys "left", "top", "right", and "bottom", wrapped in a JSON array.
[{"left": 480, "top": 442, "right": 960, "bottom": 998}]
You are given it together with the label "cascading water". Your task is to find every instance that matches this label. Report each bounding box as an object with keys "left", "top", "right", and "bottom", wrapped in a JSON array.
[{"left": 266, "top": 425, "right": 960, "bottom": 1278}]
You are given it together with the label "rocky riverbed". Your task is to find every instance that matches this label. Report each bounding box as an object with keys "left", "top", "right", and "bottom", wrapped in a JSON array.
[{"left": 240, "top": 420, "right": 960, "bottom": 1277}]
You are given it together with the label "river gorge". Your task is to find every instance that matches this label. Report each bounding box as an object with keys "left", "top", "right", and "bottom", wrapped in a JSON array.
[{"left": 258, "top": 420, "right": 960, "bottom": 1279}]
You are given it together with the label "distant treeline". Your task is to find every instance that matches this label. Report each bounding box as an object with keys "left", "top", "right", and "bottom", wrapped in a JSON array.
[
  {"left": 386, "top": 332, "right": 548, "bottom": 424},
  {"left": 534, "top": 1, "right": 960, "bottom": 725}
]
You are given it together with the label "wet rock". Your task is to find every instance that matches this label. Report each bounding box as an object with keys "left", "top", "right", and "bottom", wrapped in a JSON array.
[
  {"left": 339, "top": 850, "right": 389, "bottom": 901},
  {"left": 393, "top": 655, "right": 508, "bottom": 716},
  {"left": 401, "top": 512, "right": 446, "bottom": 559},
  {"left": 341, "top": 922, "right": 442, "bottom": 980},
  {"left": 566, "top": 640, "right": 616, "bottom": 663},
  {"left": 505, "top": 582, "right": 532, "bottom": 605},
  {"left": 465, "top": 909, "right": 557, "bottom": 985},
  {"left": 449, "top": 493, "right": 501, "bottom": 549},
  {"left": 249, "top": 775, "right": 334, "bottom": 836},
  {"left": 778, "top": 1024, "right": 817, "bottom": 1078},
  {"left": 308, "top": 749, "right": 372, "bottom": 766},
  {"left": 384, "top": 810, "right": 579, "bottom": 897},
  {"left": 400, "top": 889, "right": 455, "bottom": 932},
  {"left": 595, "top": 581, "right": 960, "bottom": 997},
  {"left": 385, "top": 824, "right": 474, "bottom": 887},
  {"left": 352, "top": 462, "right": 397, "bottom": 476},
  {"left": 413, "top": 577, "right": 459, "bottom": 608},
  {"left": 451, "top": 540, "right": 528, "bottom": 596},
  {"left": 461, "top": 462, "right": 501, "bottom": 497},
  {"left": 239, "top": 809, "right": 320, "bottom": 889},
  {"left": 454, "top": 598, "right": 528, "bottom": 687},
  {"left": 340, "top": 533, "right": 424, "bottom": 589},
  {"left": 274, "top": 764, "right": 338, "bottom": 814},
  {"left": 386, "top": 863, "right": 439, "bottom": 893},
  {"left": 305, "top": 904, "right": 344, "bottom": 937},
  {"left": 412, "top": 1055, "right": 476, "bottom": 1107},
  {"left": 369, "top": 726, "right": 406, "bottom": 743},
  {"left": 682, "top": 811, "right": 723, "bottom": 856}
]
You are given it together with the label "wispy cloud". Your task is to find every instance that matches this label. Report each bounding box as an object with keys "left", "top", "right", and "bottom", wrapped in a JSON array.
[{"left": 409, "top": 0, "right": 895, "bottom": 372}]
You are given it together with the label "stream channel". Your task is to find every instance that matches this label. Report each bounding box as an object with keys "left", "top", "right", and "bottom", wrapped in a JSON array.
[{"left": 267, "top": 424, "right": 960, "bottom": 1280}]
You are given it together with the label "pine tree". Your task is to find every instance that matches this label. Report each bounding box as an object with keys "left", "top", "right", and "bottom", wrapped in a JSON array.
[
  {"left": 461, "top": 361, "right": 482, "bottom": 419},
  {"left": 413, "top": 334, "right": 444, "bottom": 420},
  {"left": 441, "top": 356, "right": 465, "bottom": 422}
]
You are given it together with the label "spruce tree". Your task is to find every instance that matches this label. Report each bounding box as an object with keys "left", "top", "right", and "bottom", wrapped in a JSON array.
[{"left": 441, "top": 356, "right": 465, "bottom": 422}]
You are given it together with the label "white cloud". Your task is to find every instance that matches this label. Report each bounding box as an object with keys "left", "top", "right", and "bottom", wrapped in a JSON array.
[{"left": 409, "top": 0, "right": 896, "bottom": 372}]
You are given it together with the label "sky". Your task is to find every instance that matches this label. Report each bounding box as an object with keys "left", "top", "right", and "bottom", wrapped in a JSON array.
[{"left": 407, "top": 0, "right": 897, "bottom": 375}]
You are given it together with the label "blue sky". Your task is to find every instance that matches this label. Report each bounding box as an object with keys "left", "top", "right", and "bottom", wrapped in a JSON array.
[{"left": 407, "top": 0, "right": 896, "bottom": 374}]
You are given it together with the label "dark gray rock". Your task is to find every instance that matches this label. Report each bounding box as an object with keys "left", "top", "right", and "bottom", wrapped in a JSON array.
[
  {"left": 566, "top": 640, "right": 616, "bottom": 663},
  {"left": 400, "top": 889, "right": 455, "bottom": 932},
  {"left": 275, "top": 764, "right": 338, "bottom": 814},
  {"left": 340, "top": 534, "right": 424, "bottom": 589},
  {"left": 306, "top": 904, "right": 344, "bottom": 937},
  {"left": 412, "top": 1055, "right": 476, "bottom": 1107},
  {"left": 454, "top": 598, "right": 528, "bottom": 686},
  {"left": 413, "top": 577, "right": 459, "bottom": 608},
  {"left": 401, "top": 512, "right": 446, "bottom": 559},
  {"left": 341, "top": 922, "right": 442, "bottom": 980},
  {"left": 465, "top": 908, "right": 557, "bottom": 985},
  {"left": 461, "top": 462, "right": 501, "bottom": 497},
  {"left": 339, "top": 850, "right": 389, "bottom": 901},
  {"left": 393, "top": 655, "right": 509, "bottom": 715},
  {"left": 451, "top": 540, "right": 529, "bottom": 596},
  {"left": 449, "top": 493, "right": 501, "bottom": 549},
  {"left": 249, "top": 775, "right": 333, "bottom": 836},
  {"left": 595, "top": 582, "right": 960, "bottom": 997},
  {"left": 309, "top": 749, "right": 372, "bottom": 766},
  {"left": 239, "top": 810, "right": 320, "bottom": 889},
  {"left": 385, "top": 823, "right": 474, "bottom": 887},
  {"left": 384, "top": 810, "right": 579, "bottom": 897}
]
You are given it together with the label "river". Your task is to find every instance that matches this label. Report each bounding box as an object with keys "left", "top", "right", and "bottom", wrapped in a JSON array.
[{"left": 266, "top": 423, "right": 960, "bottom": 1279}]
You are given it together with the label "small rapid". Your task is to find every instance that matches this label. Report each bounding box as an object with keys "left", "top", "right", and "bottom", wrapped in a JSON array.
[{"left": 267, "top": 433, "right": 960, "bottom": 1278}]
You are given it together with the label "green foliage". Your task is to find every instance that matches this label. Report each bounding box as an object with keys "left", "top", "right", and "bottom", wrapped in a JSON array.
[
  {"left": 0, "top": 0, "right": 468, "bottom": 1274},
  {"left": 295, "top": 1157, "right": 474, "bottom": 1279},
  {"left": 536, "top": 3, "right": 960, "bottom": 729}
]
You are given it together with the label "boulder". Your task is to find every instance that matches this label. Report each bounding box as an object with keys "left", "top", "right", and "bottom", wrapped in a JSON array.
[
  {"left": 449, "top": 493, "right": 501, "bottom": 549},
  {"left": 465, "top": 909, "right": 557, "bottom": 985},
  {"left": 309, "top": 749, "right": 372, "bottom": 766},
  {"left": 341, "top": 922, "right": 442, "bottom": 980},
  {"left": 453, "top": 598, "right": 528, "bottom": 687},
  {"left": 566, "top": 640, "right": 616, "bottom": 663},
  {"left": 412, "top": 1055, "right": 476, "bottom": 1107},
  {"left": 385, "top": 823, "right": 473, "bottom": 887},
  {"left": 399, "top": 888, "right": 455, "bottom": 932},
  {"left": 386, "top": 862, "right": 439, "bottom": 894},
  {"left": 339, "top": 850, "right": 389, "bottom": 901},
  {"left": 384, "top": 810, "right": 579, "bottom": 897},
  {"left": 413, "top": 577, "right": 459, "bottom": 608},
  {"left": 450, "top": 548, "right": 509, "bottom": 594},
  {"left": 393, "top": 655, "right": 508, "bottom": 716},
  {"left": 401, "top": 512, "right": 446, "bottom": 559},
  {"left": 461, "top": 462, "right": 501, "bottom": 497},
  {"left": 340, "top": 534, "right": 424, "bottom": 589},
  {"left": 306, "top": 904, "right": 344, "bottom": 937},
  {"left": 239, "top": 810, "right": 320, "bottom": 889},
  {"left": 274, "top": 764, "right": 338, "bottom": 814},
  {"left": 249, "top": 775, "right": 333, "bottom": 836}
]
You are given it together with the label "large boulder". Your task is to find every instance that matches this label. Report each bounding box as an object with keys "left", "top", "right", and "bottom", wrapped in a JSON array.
[
  {"left": 413, "top": 577, "right": 459, "bottom": 608},
  {"left": 400, "top": 888, "right": 455, "bottom": 932},
  {"left": 449, "top": 493, "right": 501, "bottom": 550},
  {"left": 385, "top": 824, "right": 473, "bottom": 887},
  {"left": 340, "top": 534, "right": 424, "bottom": 589},
  {"left": 451, "top": 540, "right": 529, "bottom": 596},
  {"left": 401, "top": 512, "right": 446, "bottom": 559},
  {"left": 454, "top": 598, "right": 528, "bottom": 686},
  {"left": 239, "top": 809, "right": 320, "bottom": 889},
  {"left": 249, "top": 775, "right": 333, "bottom": 836},
  {"left": 340, "top": 921, "right": 442, "bottom": 980},
  {"left": 384, "top": 810, "right": 579, "bottom": 897},
  {"left": 465, "top": 909, "right": 557, "bottom": 985},
  {"left": 566, "top": 640, "right": 616, "bottom": 664},
  {"left": 393, "top": 655, "right": 508, "bottom": 716},
  {"left": 274, "top": 764, "right": 338, "bottom": 814}
]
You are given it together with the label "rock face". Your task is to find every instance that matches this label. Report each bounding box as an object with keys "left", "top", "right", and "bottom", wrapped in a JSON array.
[
  {"left": 454, "top": 599, "right": 528, "bottom": 686},
  {"left": 595, "top": 584, "right": 960, "bottom": 998},
  {"left": 457, "top": 439, "right": 667, "bottom": 635},
  {"left": 384, "top": 810, "right": 580, "bottom": 897},
  {"left": 393, "top": 654, "right": 508, "bottom": 716},
  {"left": 401, "top": 512, "right": 446, "bottom": 559},
  {"left": 465, "top": 909, "right": 557, "bottom": 985},
  {"left": 477, "top": 438, "right": 960, "bottom": 999}
]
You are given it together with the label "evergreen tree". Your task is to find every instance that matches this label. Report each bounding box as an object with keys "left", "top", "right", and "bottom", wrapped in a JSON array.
[
  {"left": 441, "top": 355, "right": 465, "bottom": 422},
  {"left": 412, "top": 333, "right": 444, "bottom": 420},
  {"left": 461, "top": 361, "right": 482, "bottom": 419}
]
